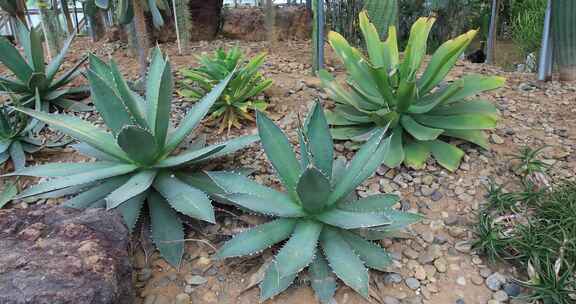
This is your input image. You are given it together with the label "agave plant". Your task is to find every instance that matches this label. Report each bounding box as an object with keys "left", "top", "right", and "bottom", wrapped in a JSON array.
[
  {"left": 7, "top": 48, "right": 258, "bottom": 267},
  {"left": 320, "top": 11, "right": 505, "bottom": 171},
  {"left": 207, "top": 102, "right": 421, "bottom": 302},
  {"left": 0, "top": 22, "right": 89, "bottom": 112},
  {"left": 0, "top": 92, "right": 65, "bottom": 170},
  {"left": 179, "top": 46, "right": 273, "bottom": 133}
]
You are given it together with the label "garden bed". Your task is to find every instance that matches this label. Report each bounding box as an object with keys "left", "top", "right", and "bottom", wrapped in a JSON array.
[{"left": 1, "top": 36, "right": 575, "bottom": 304}]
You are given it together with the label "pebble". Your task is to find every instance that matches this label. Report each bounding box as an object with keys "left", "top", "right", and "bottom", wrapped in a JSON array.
[
  {"left": 430, "top": 190, "right": 443, "bottom": 201},
  {"left": 456, "top": 276, "right": 466, "bottom": 286},
  {"left": 434, "top": 258, "right": 447, "bottom": 273},
  {"left": 384, "top": 273, "right": 403, "bottom": 285},
  {"left": 383, "top": 296, "right": 401, "bottom": 304},
  {"left": 175, "top": 293, "right": 191, "bottom": 304},
  {"left": 404, "top": 248, "right": 420, "bottom": 260},
  {"left": 405, "top": 277, "right": 421, "bottom": 290},
  {"left": 490, "top": 134, "right": 505, "bottom": 144},
  {"left": 493, "top": 290, "right": 509, "bottom": 302},
  {"left": 454, "top": 241, "right": 471, "bottom": 253},
  {"left": 185, "top": 274, "right": 208, "bottom": 285},
  {"left": 455, "top": 300, "right": 465, "bottom": 304},
  {"left": 503, "top": 282, "right": 522, "bottom": 297},
  {"left": 486, "top": 272, "right": 507, "bottom": 291}
]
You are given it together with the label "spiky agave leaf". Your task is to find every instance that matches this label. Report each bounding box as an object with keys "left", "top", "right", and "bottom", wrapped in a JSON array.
[
  {"left": 12, "top": 48, "right": 258, "bottom": 267},
  {"left": 178, "top": 46, "right": 273, "bottom": 132},
  {"left": 0, "top": 22, "right": 89, "bottom": 112},
  {"left": 320, "top": 11, "right": 505, "bottom": 171},
  {"left": 212, "top": 101, "right": 421, "bottom": 301}
]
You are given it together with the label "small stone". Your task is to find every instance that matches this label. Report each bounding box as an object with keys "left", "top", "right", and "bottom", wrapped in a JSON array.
[
  {"left": 431, "top": 191, "right": 443, "bottom": 201},
  {"left": 384, "top": 273, "right": 403, "bottom": 285},
  {"left": 422, "top": 175, "right": 435, "bottom": 185},
  {"left": 454, "top": 241, "right": 471, "bottom": 253},
  {"left": 421, "top": 185, "right": 435, "bottom": 196},
  {"left": 444, "top": 215, "right": 459, "bottom": 226},
  {"left": 403, "top": 248, "right": 420, "bottom": 260},
  {"left": 493, "top": 290, "right": 509, "bottom": 302},
  {"left": 405, "top": 277, "right": 421, "bottom": 290},
  {"left": 479, "top": 268, "right": 492, "bottom": 278},
  {"left": 490, "top": 134, "right": 505, "bottom": 144},
  {"left": 434, "top": 258, "right": 447, "bottom": 273},
  {"left": 455, "top": 299, "right": 465, "bottom": 304},
  {"left": 471, "top": 275, "right": 484, "bottom": 285},
  {"left": 414, "top": 265, "right": 427, "bottom": 280},
  {"left": 503, "top": 282, "right": 522, "bottom": 297},
  {"left": 383, "top": 296, "right": 401, "bottom": 304},
  {"left": 175, "top": 293, "right": 191, "bottom": 304},
  {"left": 185, "top": 274, "right": 208, "bottom": 285},
  {"left": 486, "top": 272, "right": 507, "bottom": 291},
  {"left": 456, "top": 276, "right": 466, "bottom": 286}
]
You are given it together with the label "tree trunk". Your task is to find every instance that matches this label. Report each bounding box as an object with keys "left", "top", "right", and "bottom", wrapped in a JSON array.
[{"left": 133, "top": 0, "right": 150, "bottom": 80}]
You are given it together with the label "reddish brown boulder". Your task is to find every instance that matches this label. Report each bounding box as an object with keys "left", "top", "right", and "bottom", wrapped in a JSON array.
[{"left": 0, "top": 206, "right": 134, "bottom": 304}]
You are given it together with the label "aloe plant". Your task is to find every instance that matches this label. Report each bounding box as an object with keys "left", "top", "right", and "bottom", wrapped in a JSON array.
[
  {"left": 7, "top": 48, "right": 258, "bottom": 267},
  {"left": 208, "top": 102, "right": 421, "bottom": 302},
  {"left": 0, "top": 22, "right": 89, "bottom": 111},
  {"left": 179, "top": 46, "right": 273, "bottom": 133},
  {"left": 320, "top": 11, "right": 505, "bottom": 171}
]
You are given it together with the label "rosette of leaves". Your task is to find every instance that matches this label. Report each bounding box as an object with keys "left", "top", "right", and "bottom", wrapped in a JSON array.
[
  {"left": 0, "top": 92, "right": 66, "bottom": 170},
  {"left": 207, "top": 102, "right": 421, "bottom": 302},
  {"left": 0, "top": 23, "right": 89, "bottom": 111},
  {"left": 320, "top": 11, "right": 505, "bottom": 171},
  {"left": 179, "top": 46, "right": 273, "bottom": 133},
  {"left": 7, "top": 48, "right": 258, "bottom": 267}
]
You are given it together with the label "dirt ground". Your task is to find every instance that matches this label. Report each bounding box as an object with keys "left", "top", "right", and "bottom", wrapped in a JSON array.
[{"left": 2, "top": 36, "right": 575, "bottom": 304}]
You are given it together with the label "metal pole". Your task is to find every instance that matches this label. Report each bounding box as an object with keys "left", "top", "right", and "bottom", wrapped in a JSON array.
[
  {"left": 315, "top": 0, "right": 324, "bottom": 73},
  {"left": 486, "top": 0, "right": 499, "bottom": 64},
  {"left": 538, "top": 0, "right": 553, "bottom": 81}
]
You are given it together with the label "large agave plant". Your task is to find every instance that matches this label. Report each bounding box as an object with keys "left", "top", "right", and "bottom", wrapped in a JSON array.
[
  {"left": 8, "top": 48, "right": 258, "bottom": 266},
  {"left": 320, "top": 11, "right": 505, "bottom": 171},
  {"left": 207, "top": 102, "right": 421, "bottom": 302},
  {"left": 0, "top": 22, "right": 89, "bottom": 111},
  {"left": 179, "top": 46, "right": 273, "bottom": 133}
]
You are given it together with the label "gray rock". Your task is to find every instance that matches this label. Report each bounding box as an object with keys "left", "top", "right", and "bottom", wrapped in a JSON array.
[
  {"left": 431, "top": 191, "right": 443, "bottom": 201},
  {"left": 384, "top": 273, "right": 403, "bottom": 285},
  {"left": 493, "top": 290, "right": 509, "bottom": 302},
  {"left": 456, "top": 299, "right": 465, "bottom": 304},
  {"left": 184, "top": 274, "right": 208, "bottom": 285},
  {"left": 486, "top": 272, "right": 507, "bottom": 291},
  {"left": 503, "top": 282, "right": 522, "bottom": 297},
  {"left": 405, "top": 277, "right": 421, "bottom": 290},
  {"left": 0, "top": 206, "right": 134, "bottom": 304},
  {"left": 383, "top": 296, "right": 401, "bottom": 304},
  {"left": 175, "top": 293, "right": 191, "bottom": 304}
]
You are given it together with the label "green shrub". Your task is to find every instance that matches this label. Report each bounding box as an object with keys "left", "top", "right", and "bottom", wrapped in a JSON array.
[
  {"left": 0, "top": 22, "right": 89, "bottom": 112},
  {"left": 179, "top": 46, "right": 273, "bottom": 133},
  {"left": 320, "top": 11, "right": 504, "bottom": 171},
  {"left": 8, "top": 48, "right": 258, "bottom": 267},
  {"left": 209, "top": 102, "right": 421, "bottom": 302},
  {"left": 510, "top": 0, "right": 547, "bottom": 55}
]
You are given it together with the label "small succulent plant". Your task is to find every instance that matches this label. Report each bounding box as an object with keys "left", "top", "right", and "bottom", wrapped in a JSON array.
[
  {"left": 207, "top": 102, "right": 421, "bottom": 302},
  {"left": 8, "top": 48, "right": 258, "bottom": 266},
  {"left": 0, "top": 92, "right": 65, "bottom": 170},
  {"left": 320, "top": 11, "right": 504, "bottom": 171},
  {"left": 0, "top": 22, "right": 89, "bottom": 112},
  {"left": 179, "top": 46, "right": 273, "bottom": 133}
]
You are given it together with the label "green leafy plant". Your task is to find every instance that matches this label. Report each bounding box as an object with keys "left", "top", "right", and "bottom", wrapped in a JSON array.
[
  {"left": 0, "top": 93, "right": 65, "bottom": 170},
  {"left": 471, "top": 212, "right": 510, "bottom": 263},
  {"left": 208, "top": 102, "right": 421, "bottom": 302},
  {"left": 517, "top": 256, "right": 576, "bottom": 304},
  {"left": 7, "top": 48, "right": 258, "bottom": 267},
  {"left": 510, "top": 0, "right": 546, "bottom": 55},
  {"left": 179, "top": 46, "right": 273, "bottom": 133},
  {"left": 0, "top": 22, "right": 89, "bottom": 111},
  {"left": 320, "top": 11, "right": 504, "bottom": 171}
]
